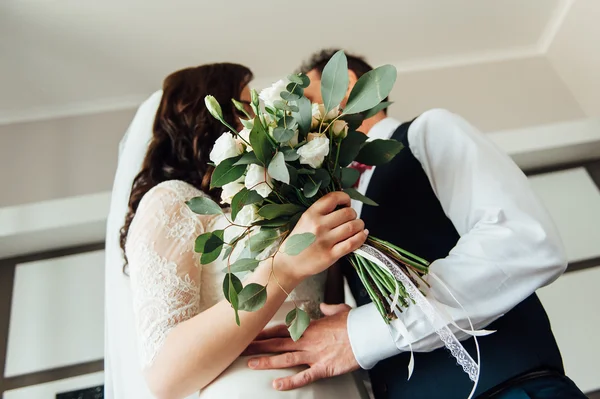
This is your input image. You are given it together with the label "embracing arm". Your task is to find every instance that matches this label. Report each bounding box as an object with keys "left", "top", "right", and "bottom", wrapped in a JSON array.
[
  {"left": 127, "top": 188, "right": 367, "bottom": 399},
  {"left": 348, "top": 109, "right": 568, "bottom": 369}
]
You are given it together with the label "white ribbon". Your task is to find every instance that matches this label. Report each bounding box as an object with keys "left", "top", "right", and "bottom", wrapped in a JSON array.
[{"left": 354, "top": 244, "right": 491, "bottom": 399}]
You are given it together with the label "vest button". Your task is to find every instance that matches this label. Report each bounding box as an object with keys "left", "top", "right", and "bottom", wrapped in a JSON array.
[{"left": 359, "top": 289, "right": 367, "bottom": 297}]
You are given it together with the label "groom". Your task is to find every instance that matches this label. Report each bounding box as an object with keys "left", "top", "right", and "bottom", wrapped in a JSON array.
[{"left": 244, "top": 50, "right": 587, "bottom": 398}]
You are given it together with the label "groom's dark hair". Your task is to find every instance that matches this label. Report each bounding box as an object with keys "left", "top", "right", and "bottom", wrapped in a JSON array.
[
  {"left": 299, "top": 48, "right": 374, "bottom": 80},
  {"left": 299, "top": 49, "right": 388, "bottom": 113}
]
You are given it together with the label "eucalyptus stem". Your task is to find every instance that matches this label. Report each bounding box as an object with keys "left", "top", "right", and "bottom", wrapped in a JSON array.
[
  {"left": 353, "top": 256, "right": 389, "bottom": 322},
  {"left": 369, "top": 236, "right": 430, "bottom": 266}
]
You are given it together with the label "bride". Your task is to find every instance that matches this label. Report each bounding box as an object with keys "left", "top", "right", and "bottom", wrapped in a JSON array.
[{"left": 104, "top": 63, "right": 370, "bottom": 399}]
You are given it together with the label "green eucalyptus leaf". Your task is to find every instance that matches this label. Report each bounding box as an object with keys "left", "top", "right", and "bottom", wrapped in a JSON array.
[
  {"left": 210, "top": 156, "right": 246, "bottom": 188},
  {"left": 321, "top": 50, "right": 349, "bottom": 112},
  {"left": 343, "top": 65, "right": 397, "bottom": 115},
  {"left": 273, "top": 100, "right": 299, "bottom": 112},
  {"left": 223, "top": 273, "right": 243, "bottom": 302},
  {"left": 222, "top": 245, "right": 234, "bottom": 261},
  {"left": 355, "top": 139, "right": 404, "bottom": 166},
  {"left": 284, "top": 233, "right": 316, "bottom": 256},
  {"left": 297, "top": 168, "right": 316, "bottom": 175},
  {"left": 187, "top": 196, "right": 223, "bottom": 215},
  {"left": 341, "top": 114, "right": 365, "bottom": 131},
  {"left": 287, "top": 74, "right": 304, "bottom": 85},
  {"left": 282, "top": 146, "right": 300, "bottom": 162},
  {"left": 277, "top": 116, "right": 297, "bottom": 129},
  {"left": 299, "top": 74, "right": 311, "bottom": 88},
  {"left": 303, "top": 179, "right": 321, "bottom": 198},
  {"left": 273, "top": 127, "right": 295, "bottom": 143},
  {"left": 258, "top": 204, "right": 305, "bottom": 220},
  {"left": 287, "top": 164, "right": 298, "bottom": 186},
  {"left": 223, "top": 273, "right": 242, "bottom": 325},
  {"left": 200, "top": 230, "right": 225, "bottom": 264},
  {"left": 238, "top": 283, "right": 268, "bottom": 311},
  {"left": 286, "top": 82, "right": 303, "bottom": 95},
  {"left": 314, "top": 168, "right": 331, "bottom": 188},
  {"left": 292, "top": 96, "right": 312, "bottom": 136},
  {"left": 338, "top": 130, "right": 368, "bottom": 167},
  {"left": 224, "top": 258, "right": 260, "bottom": 274},
  {"left": 249, "top": 116, "right": 275, "bottom": 164},
  {"left": 253, "top": 217, "right": 289, "bottom": 227},
  {"left": 343, "top": 188, "right": 378, "bottom": 206},
  {"left": 281, "top": 91, "right": 300, "bottom": 101},
  {"left": 232, "top": 289, "right": 240, "bottom": 325},
  {"left": 234, "top": 152, "right": 260, "bottom": 166},
  {"left": 341, "top": 167, "right": 360, "bottom": 188},
  {"left": 194, "top": 232, "right": 212, "bottom": 253},
  {"left": 362, "top": 101, "right": 393, "bottom": 119},
  {"left": 285, "top": 308, "right": 310, "bottom": 341},
  {"left": 248, "top": 228, "right": 280, "bottom": 252},
  {"left": 267, "top": 152, "right": 290, "bottom": 184}
]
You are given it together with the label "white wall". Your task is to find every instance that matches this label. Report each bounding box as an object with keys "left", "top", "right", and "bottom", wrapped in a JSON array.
[
  {"left": 547, "top": 0, "right": 600, "bottom": 117},
  {"left": 5, "top": 251, "right": 105, "bottom": 378},
  {"left": 387, "top": 56, "right": 585, "bottom": 132},
  {"left": 0, "top": 108, "right": 134, "bottom": 207},
  {"left": 529, "top": 168, "right": 600, "bottom": 393},
  {"left": 0, "top": 56, "right": 587, "bottom": 208}
]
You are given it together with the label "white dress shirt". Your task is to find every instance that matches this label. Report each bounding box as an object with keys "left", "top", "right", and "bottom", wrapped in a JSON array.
[{"left": 347, "top": 109, "right": 567, "bottom": 370}]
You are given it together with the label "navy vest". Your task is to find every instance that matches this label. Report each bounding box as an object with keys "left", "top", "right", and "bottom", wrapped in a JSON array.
[{"left": 344, "top": 121, "right": 564, "bottom": 398}]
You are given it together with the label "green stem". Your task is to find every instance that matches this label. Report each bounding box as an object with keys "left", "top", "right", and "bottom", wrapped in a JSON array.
[
  {"left": 369, "top": 236, "right": 430, "bottom": 266},
  {"left": 353, "top": 256, "right": 389, "bottom": 321}
]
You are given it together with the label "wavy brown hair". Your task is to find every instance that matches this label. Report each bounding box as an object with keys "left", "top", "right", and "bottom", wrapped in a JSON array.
[{"left": 119, "top": 63, "right": 253, "bottom": 265}]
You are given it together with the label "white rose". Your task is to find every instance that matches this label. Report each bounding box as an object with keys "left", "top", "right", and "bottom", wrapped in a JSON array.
[
  {"left": 311, "top": 103, "right": 321, "bottom": 129},
  {"left": 220, "top": 176, "right": 244, "bottom": 204},
  {"left": 210, "top": 132, "right": 243, "bottom": 165},
  {"left": 235, "top": 204, "right": 262, "bottom": 226},
  {"left": 297, "top": 135, "right": 330, "bottom": 168},
  {"left": 318, "top": 104, "right": 339, "bottom": 122},
  {"left": 330, "top": 120, "right": 349, "bottom": 139},
  {"left": 245, "top": 164, "right": 273, "bottom": 198},
  {"left": 238, "top": 127, "right": 252, "bottom": 151},
  {"left": 307, "top": 132, "right": 321, "bottom": 142},
  {"left": 259, "top": 79, "right": 288, "bottom": 108}
]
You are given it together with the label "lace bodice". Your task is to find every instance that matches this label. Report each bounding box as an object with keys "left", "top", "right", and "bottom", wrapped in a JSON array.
[{"left": 126, "top": 180, "right": 327, "bottom": 368}]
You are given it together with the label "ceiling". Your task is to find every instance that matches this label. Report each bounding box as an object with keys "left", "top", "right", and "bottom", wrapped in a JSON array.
[{"left": 0, "top": 0, "right": 570, "bottom": 124}]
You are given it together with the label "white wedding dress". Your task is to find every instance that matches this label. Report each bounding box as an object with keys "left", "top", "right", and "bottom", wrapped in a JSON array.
[{"left": 125, "top": 179, "right": 368, "bottom": 398}]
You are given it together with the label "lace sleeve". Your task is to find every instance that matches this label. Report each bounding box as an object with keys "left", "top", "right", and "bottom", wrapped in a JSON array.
[{"left": 126, "top": 182, "right": 213, "bottom": 368}]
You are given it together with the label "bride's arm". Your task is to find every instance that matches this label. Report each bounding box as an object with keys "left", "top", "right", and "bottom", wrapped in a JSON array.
[{"left": 127, "top": 188, "right": 367, "bottom": 399}]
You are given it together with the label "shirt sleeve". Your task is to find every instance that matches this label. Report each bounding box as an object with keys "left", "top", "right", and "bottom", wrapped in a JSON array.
[{"left": 348, "top": 108, "right": 567, "bottom": 369}]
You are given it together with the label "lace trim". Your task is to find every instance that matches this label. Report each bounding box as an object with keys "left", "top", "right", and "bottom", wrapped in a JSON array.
[{"left": 356, "top": 244, "right": 479, "bottom": 382}]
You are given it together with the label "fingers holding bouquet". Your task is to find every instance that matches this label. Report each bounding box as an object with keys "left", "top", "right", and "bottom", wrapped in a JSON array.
[{"left": 278, "top": 192, "right": 368, "bottom": 281}]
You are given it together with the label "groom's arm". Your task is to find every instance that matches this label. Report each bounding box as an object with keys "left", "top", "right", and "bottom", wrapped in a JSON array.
[
  {"left": 244, "top": 109, "right": 567, "bottom": 389},
  {"left": 348, "top": 108, "right": 567, "bottom": 369}
]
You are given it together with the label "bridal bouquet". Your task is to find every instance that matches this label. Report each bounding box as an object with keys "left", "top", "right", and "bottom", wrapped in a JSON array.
[{"left": 188, "top": 51, "right": 430, "bottom": 340}]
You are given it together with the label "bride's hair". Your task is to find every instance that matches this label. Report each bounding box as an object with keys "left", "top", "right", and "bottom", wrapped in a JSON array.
[{"left": 120, "top": 63, "right": 253, "bottom": 266}]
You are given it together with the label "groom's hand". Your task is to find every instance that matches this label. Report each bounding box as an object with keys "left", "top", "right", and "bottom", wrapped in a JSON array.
[{"left": 244, "top": 303, "right": 360, "bottom": 391}]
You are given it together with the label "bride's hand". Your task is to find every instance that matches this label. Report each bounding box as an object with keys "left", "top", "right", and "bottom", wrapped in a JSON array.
[{"left": 277, "top": 192, "right": 368, "bottom": 282}]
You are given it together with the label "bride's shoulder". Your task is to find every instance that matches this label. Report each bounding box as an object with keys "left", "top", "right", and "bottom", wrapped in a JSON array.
[
  {"left": 136, "top": 180, "right": 206, "bottom": 213},
  {"left": 153, "top": 180, "right": 205, "bottom": 200}
]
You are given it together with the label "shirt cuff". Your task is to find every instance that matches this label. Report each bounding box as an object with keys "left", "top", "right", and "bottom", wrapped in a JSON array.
[{"left": 347, "top": 303, "right": 402, "bottom": 370}]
